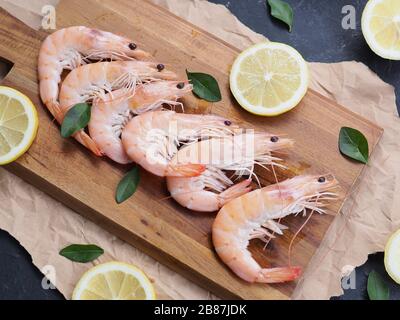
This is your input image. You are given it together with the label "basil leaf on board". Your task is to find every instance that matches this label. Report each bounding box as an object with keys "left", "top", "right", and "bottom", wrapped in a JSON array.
[
  {"left": 367, "top": 270, "right": 390, "bottom": 300},
  {"left": 186, "top": 70, "right": 222, "bottom": 102},
  {"left": 59, "top": 244, "right": 104, "bottom": 263},
  {"left": 339, "top": 127, "right": 369, "bottom": 164},
  {"left": 267, "top": 0, "right": 294, "bottom": 32},
  {"left": 116, "top": 166, "right": 140, "bottom": 204},
  {"left": 61, "top": 103, "right": 91, "bottom": 138}
]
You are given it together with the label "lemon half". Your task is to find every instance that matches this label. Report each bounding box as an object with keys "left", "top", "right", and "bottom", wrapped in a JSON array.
[
  {"left": 0, "top": 86, "right": 38, "bottom": 165},
  {"left": 362, "top": 0, "right": 400, "bottom": 60},
  {"left": 72, "top": 261, "right": 156, "bottom": 300},
  {"left": 230, "top": 42, "right": 309, "bottom": 116},
  {"left": 384, "top": 229, "right": 400, "bottom": 284}
]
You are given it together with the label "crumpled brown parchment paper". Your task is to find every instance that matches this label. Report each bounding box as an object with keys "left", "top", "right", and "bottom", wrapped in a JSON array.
[{"left": 0, "top": 0, "right": 399, "bottom": 300}]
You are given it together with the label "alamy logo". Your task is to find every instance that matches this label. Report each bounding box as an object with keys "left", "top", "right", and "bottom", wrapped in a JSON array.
[
  {"left": 341, "top": 265, "right": 356, "bottom": 290},
  {"left": 41, "top": 5, "right": 56, "bottom": 30},
  {"left": 41, "top": 265, "right": 56, "bottom": 290},
  {"left": 342, "top": 5, "right": 356, "bottom": 30}
]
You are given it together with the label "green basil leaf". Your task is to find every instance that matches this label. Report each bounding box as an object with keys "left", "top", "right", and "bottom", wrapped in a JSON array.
[
  {"left": 61, "top": 103, "right": 91, "bottom": 138},
  {"left": 339, "top": 127, "right": 369, "bottom": 164},
  {"left": 186, "top": 70, "right": 222, "bottom": 102},
  {"left": 116, "top": 166, "right": 140, "bottom": 204},
  {"left": 367, "top": 270, "right": 390, "bottom": 300},
  {"left": 59, "top": 244, "right": 104, "bottom": 263},
  {"left": 267, "top": 0, "right": 294, "bottom": 32}
]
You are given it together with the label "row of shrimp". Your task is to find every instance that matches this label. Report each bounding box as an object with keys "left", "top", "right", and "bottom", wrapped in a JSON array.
[{"left": 38, "top": 26, "right": 340, "bottom": 284}]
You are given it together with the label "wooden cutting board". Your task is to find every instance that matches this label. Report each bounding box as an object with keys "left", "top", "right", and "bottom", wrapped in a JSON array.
[{"left": 0, "top": 0, "right": 383, "bottom": 299}]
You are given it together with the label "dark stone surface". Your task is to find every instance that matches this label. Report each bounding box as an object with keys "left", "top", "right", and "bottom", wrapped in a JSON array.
[
  {"left": 0, "top": 230, "right": 63, "bottom": 300},
  {"left": 0, "top": 0, "right": 399, "bottom": 300},
  {"left": 211, "top": 0, "right": 400, "bottom": 112}
]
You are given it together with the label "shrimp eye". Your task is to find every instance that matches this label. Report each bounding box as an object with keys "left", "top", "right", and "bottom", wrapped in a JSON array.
[
  {"left": 157, "top": 64, "right": 165, "bottom": 71},
  {"left": 177, "top": 82, "right": 185, "bottom": 89},
  {"left": 270, "top": 136, "right": 279, "bottom": 143},
  {"left": 224, "top": 120, "right": 232, "bottom": 126},
  {"left": 128, "top": 43, "right": 137, "bottom": 50},
  {"left": 318, "top": 177, "right": 326, "bottom": 183}
]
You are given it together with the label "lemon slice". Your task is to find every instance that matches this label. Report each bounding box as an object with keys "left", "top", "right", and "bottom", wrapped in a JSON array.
[
  {"left": 362, "top": 0, "right": 400, "bottom": 60},
  {"left": 72, "top": 261, "right": 156, "bottom": 300},
  {"left": 230, "top": 42, "right": 309, "bottom": 116},
  {"left": 0, "top": 86, "right": 38, "bottom": 165},
  {"left": 384, "top": 229, "right": 400, "bottom": 284}
]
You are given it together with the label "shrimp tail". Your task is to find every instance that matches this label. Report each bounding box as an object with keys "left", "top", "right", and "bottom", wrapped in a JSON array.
[
  {"left": 44, "top": 100, "right": 64, "bottom": 124},
  {"left": 74, "top": 130, "right": 104, "bottom": 157},
  {"left": 256, "top": 266, "right": 302, "bottom": 283},
  {"left": 219, "top": 179, "right": 252, "bottom": 206},
  {"left": 166, "top": 164, "right": 206, "bottom": 177}
]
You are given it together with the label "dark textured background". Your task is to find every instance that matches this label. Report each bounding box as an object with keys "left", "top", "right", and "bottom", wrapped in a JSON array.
[{"left": 0, "top": 0, "right": 399, "bottom": 300}]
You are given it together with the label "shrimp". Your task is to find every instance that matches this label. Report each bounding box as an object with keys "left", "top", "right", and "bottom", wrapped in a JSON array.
[
  {"left": 59, "top": 61, "right": 177, "bottom": 120},
  {"left": 58, "top": 61, "right": 177, "bottom": 156},
  {"left": 88, "top": 81, "right": 193, "bottom": 164},
  {"left": 167, "top": 133, "right": 294, "bottom": 212},
  {"left": 38, "top": 26, "right": 150, "bottom": 121},
  {"left": 121, "top": 110, "right": 237, "bottom": 177},
  {"left": 212, "top": 174, "right": 339, "bottom": 283}
]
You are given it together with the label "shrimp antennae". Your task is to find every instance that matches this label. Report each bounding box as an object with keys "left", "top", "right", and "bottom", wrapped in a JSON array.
[
  {"left": 263, "top": 164, "right": 284, "bottom": 249},
  {"left": 138, "top": 99, "right": 185, "bottom": 114},
  {"left": 288, "top": 195, "right": 320, "bottom": 267},
  {"left": 83, "top": 50, "right": 137, "bottom": 62},
  {"left": 286, "top": 178, "right": 340, "bottom": 266}
]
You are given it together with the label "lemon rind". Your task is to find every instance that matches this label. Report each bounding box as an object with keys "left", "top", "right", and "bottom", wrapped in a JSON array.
[
  {"left": 0, "top": 86, "right": 38, "bottom": 165},
  {"left": 361, "top": 0, "right": 400, "bottom": 60},
  {"left": 384, "top": 229, "right": 400, "bottom": 284},
  {"left": 230, "top": 42, "right": 309, "bottom": 117},
  {"left": 72, "top": 261, "right": 156, "bottom": 300}
]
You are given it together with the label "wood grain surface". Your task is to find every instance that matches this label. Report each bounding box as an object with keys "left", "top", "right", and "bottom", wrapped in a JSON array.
[{"left": 0, "top": 0, "right": 383, "bottom": 299}]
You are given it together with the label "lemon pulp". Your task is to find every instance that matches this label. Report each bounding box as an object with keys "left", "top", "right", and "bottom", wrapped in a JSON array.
[
  {"left": 230, "top": 42, "right": 309, "bottom": 116},
  {"left": 72, "top": 261, "right": 156, "bottom": 300},
  {"left": 362, "top": 0, "right": 400, "bottom": 60},
  {"left": 0, "top": 86, "right": 38, "bottom": 165},
  {"left": 384, "top": 229, "right": 400, "bottom": 284}
]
